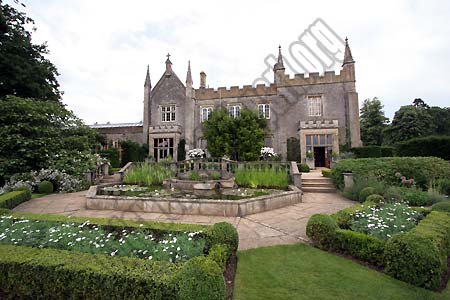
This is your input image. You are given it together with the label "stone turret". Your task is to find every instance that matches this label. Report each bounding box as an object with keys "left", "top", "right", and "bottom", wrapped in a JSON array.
[
  {"left": 342, "top": 38, "right": 355, "bottom": 81},
  {"left": 273, "top": 45, "right": 285, "bottom": 84},
  {"left": 143, "top": 65, "right": 152, "bottom": 145},
  {"left": 341, "top": 37, "right": 361, "bottom": 148},
  {"left": 186, "top": 60, "right": 193, "bottom": 87},
  {"left": 185, "top": 61, "right": 195, "bottom": 151}
]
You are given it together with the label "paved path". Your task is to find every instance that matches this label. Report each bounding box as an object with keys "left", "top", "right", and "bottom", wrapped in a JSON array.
[{"left": 13, "top": 190, "right": 354, "bottom": 250}]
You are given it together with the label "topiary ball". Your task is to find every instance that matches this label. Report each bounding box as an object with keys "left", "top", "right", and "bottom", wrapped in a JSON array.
[
  {"left": 205, "top": 222, "right": 239, "bottom": 257},
  {"left": 365, "top": 194, "right": 384, "bottom": 204},
  {"left": 38, "top": 181, "right": 53, "bottom": 194},
  {"left": 178, "top": 256, "right": 226, "bottom": 300},
  {"left": 359, "top": 187, "right": 376, "bottom": 203},
  {"left": 306, "top": 214, "right": 337, "bottom": 250},
  {"left": 431, "top": 201, "right": 450, "bottom": 212}
]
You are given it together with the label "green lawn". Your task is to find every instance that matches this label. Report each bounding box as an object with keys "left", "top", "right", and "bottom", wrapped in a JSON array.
[
  {"left": 31, "top": 193, "right": 45, "bottom": 199},
  {"left": 234, "top": 243, "right": 450, "bottom": 300}
]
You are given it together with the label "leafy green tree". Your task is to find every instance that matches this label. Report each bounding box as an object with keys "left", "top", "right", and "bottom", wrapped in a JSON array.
[
  {"left": 0, "top": 96, "right": 101, "bottom": 183},
  {"left": 0, "top": 2, "right": 62, "bottom": 101},
  {"left": 428, "top": 106, "right": 450, "bottom": 136},
  {"left": 385, "top": 104, "right": 435, "bottom": 144},
  {"left": 359, "top": 97, "right": 389, "bottom": 145},
  {"left": 120, "top": 140, "right": 147, "bottom": 166},
  {"left": 203, "top": 108, "right": 266, "bottom": 161}
]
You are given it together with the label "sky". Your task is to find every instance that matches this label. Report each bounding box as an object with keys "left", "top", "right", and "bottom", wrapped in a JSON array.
[{"left": 8, "top": 0, "right": 450, "bottom": 124}]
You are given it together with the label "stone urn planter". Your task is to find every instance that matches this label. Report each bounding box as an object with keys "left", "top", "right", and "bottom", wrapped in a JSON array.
[{"left": 305, "top": 158, "right": 315, "bottom": 170}]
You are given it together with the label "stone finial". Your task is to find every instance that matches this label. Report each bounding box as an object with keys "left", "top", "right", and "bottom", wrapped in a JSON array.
[
  {"left": 342, "top": 37, "right": 355, "bottom": 66},
  {"left": 186, "top": 60, "right": 193, "bottom": 86},
  {"left": 144, "top": 65, "right": 151, "bottom": 87},
  {"left": 274, "top": 45, "right": 285, "bottom": 70},
  {"left": 200, "top": 71, "right": 206, "bottom": 88},
  {"left": 165, "top": 53, "right": 173, "bottom": 74}
]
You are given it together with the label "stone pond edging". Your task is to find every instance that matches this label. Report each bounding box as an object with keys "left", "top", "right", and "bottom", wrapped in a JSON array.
[{"left": 86, "top": 184, "right": 302, "bottom": 217}]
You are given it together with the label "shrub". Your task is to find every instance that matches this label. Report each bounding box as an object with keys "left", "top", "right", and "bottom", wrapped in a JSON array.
[
  {"left": 38, "top": 180, "right": 53, "bottom": 194},
  {"left": 211, "top": 172, "right": 221, "bottom": 180},
  {"left": 178, "top": 256, "right": 226, "bottom": 300},
  {"left": 0, "top": 244, "right": 180, "bottom": 299},
  {"left": 287, "top": 137, "right": 301, "bottom": 162},
  {"left": 120, "top": 140, "right": 147, "bottom": 166},
  {"left": 321, "top": 168, "right": 331, "bottom": 178},
  {"left": 208, "top": 244, "right": 228, "bottom": 270},
  {"left": 306, "top": 214, "right": 337, "bottom": 250},
  {"left": 334, "top": 229, "right": 385, "bottom": 266},
  {"left": 342, "top": 178, "right": 385, "bottom": 202},
  {"left": 234, "top": 168, "right": 289, "bottom": 189},
  {"left": 384, "top": 233, "right": 442, "bottom": 290},
  {"left": 395, "top": 135, "right": 450, "bottom": 160},
  {"left": 384, "top": 211, "right": 450, "bottom": 290},
  {"left": 365, "top": 194, "right": 384, "bottom": 204},
  {"left": 331, "top": 157, "right": 450, "bottom": 190},
  {"left": 332, "top": 204, "right": 365, "bottom": 229},
  {"left": 383, "top": 186, "right": 404, "bottom": 203},
  {"left": 437, "top": 178, "right": 450, "bottom": 195},
  {"left": 432, "top": 201, "right": 450, "bottom": 212},
  {"left": 298, "top": 163, "right": 310, "bottom": 173},
  {"left": 359, "top": 187, "right": 377, "bottom": 203},
  {"left": 124, "top": 163, "right": 174, "bottom": 186},
  {"left": 188, "top": 172, "right": 202, "bottom": 181},
  {"left": 351, "top": 146, "right": 394, "bottom": 158},
  {"left": 0, "top": 190, "right": 32, "bottom": 209},
  {"left": 205, "top": 222, "right": 239, "bottom": 257}
]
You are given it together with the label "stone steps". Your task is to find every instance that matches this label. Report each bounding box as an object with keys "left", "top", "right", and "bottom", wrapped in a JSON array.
[
  {"left": 99, "top": 175, "right": 120, "bottom": 184},
  {"left": 302, "top": 177, "right": 336, "bottom": 193}
]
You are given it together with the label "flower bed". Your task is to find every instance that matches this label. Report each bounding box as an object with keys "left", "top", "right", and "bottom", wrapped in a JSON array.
[
  {"left": 0, "top": 215, "right": 204, "bottom": 263},
  {"left": 98, "top": 184, "right": 274, "bottom": 200},
  {"left": 307, "top": 201, "right": 450, "bottom": 290},
  {"left": 350, "top": 203, "right": 423, "bottom": 240},
  {"left": 0, "top": 211, "right": 239, "bottom": 299}
]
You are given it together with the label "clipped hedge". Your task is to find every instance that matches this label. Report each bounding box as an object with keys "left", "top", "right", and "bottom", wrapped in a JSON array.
[
  {"left": 205, "top": 222, "right": 239, "bottom": 257},
  {"left": 0, "top": 244, "right": 180, "bottom": 299},
  {"left": 359, "top": 187, "right": 377, "bottom": 202},
  {"left": 334, "top": 229, "right": 385, "bottom": 267},
  {"left": 432, "top": 201, "right": 450, "bottom": 212},
  {"left": 178, "top": 256, "right": 226, "bottom": 300},
  {"left": 306, "top": 214, "right": 337, "bottom": 250},
  {"left": 0, "top": 190, "right": 31, "bottom": 209},
  {"left": 395, "top": 135, "right": 450, "bottom": 160},
  {"left": 351, "top": 146, "right": 394, "bottom": 158},
  {"left": 384, "top": 211, "right": 450, "bottom": 290},
  {"left": 38, "top": 180, "right": 53, "bottom": 194},
  {"left": 331, "top": 157, "right": 450, "bottom": 190},
  {"left": 298, "top": 163, "right": 310, "bottom": 173}
]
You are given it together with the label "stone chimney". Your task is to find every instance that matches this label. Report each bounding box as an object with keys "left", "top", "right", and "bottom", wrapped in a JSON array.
[{"left": 200, "top": 71, "right": 206, "bottom": 88}]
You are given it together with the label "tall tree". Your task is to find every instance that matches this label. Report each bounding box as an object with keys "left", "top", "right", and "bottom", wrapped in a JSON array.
[
  {"left": 385, "top": 104, "right": 435, "bottom": 143},
  {"left": 203, "top": 108, "right": 266, "bottom": 161},
  {"left": 0, "top": 96, "right": 101, "bottom": 183},
  {"left": 359, "top": 97, "right": 389, "bottom": 145},
  {"left": 0, "top": 1, "right": 62, "bottom": 101},
  {"left": 428, "top": 106, "right": 450, "bottom": 136}
]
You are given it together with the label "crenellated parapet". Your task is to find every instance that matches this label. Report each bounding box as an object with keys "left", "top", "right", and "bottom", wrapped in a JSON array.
[
  {"left": 299, "top": 119, "right": 339, "bottom": 130},
  {"left": 195, "top": 84, "right": 277, "bottom": 100}
]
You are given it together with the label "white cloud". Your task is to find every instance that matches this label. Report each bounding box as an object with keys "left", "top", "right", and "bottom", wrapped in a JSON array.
[{"left": 8, "top": 0, "right": 450, "bottom": 123}]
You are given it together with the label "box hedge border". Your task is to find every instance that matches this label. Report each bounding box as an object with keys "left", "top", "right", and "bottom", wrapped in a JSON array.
[
  {"left": 0, "top": 210, "right": 238, "bottom": 300},
  {"left": 0, "top": 190, "right": 31, "bottom": 209},
  {"left": 307, "top": 205, "right": 449, "bottom": 290}
]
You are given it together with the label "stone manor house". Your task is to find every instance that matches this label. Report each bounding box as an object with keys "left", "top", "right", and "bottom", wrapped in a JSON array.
[{"left": 91, "top": 39, "right": 361, "bottom": 167}]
